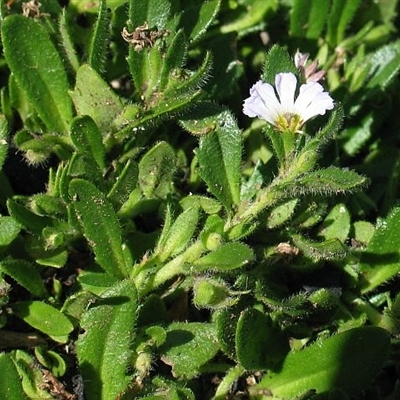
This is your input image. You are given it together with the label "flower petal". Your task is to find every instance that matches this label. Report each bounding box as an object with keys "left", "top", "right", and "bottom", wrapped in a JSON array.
[
  {"left": 294, "top": 82, "right": 334, "bottom": 122},
  {"left": 243, "top": 80, "right": 281, "bottom": 124},
  {"left": 275, "top": 73, "right": 297, "bottom": 114},
  {"left": 294, "top": 50, "right": 309, "bottom": 69}
]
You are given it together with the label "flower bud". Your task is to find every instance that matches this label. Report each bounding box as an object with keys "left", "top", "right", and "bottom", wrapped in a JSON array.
[{"left": 193, "top": 278, "right": 232, "bottom": 309}]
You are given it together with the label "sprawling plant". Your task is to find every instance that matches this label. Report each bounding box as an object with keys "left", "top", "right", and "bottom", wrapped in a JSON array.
[{"left": 0, "top": 0, "right": 400, "bottom": 399}]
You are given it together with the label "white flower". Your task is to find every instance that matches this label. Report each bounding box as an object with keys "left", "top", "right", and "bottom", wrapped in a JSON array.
[{"left": 243, "top": 72, "right": 334, "bottom": 133}]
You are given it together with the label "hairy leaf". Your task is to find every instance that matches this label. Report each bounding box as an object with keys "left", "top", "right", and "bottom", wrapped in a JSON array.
[
  {"left": 70, "top": 64, "right": 124, "bottom": 134},
  {"left": 327, "top": 0, "right": 362, "bottom": 47},
  {"left": 12, "top": 301, "right": 73, "bottom": 341},
  {"left": 0, "top": 260, "right": 47, "bottom": 298},
  {"left": 236, "top": 308, "right": 289, "bottom": 370},
  {"left": 282, "top": 167, "right": 367, "bottom": 197},
  {"left": 261, "top": 45, "right": 298, "bottom": 84},
  {"left": 70, "top": 116, "right": 106, "bottom": 170},
  {"left": 0, "top": 216, "right": 20, "bottom": 247},
  {"left": 77, "top": 280, "right": 138, "bottom": 400},
  {"left": 69, "top": 179, "right": 129, "bottom": 278},
  {"left": 359, "top": 207, "right": 400, "bottom": 294},
  {"left": 2, "top": 16, "right": 73, "bottom": 134},
  {"left": 159, "top": 322, "right": 220, "bottom": 379},
  {"left": 193, "top": 242, "right": 254, "bottom": 271},
  {"left": 0, "top": 354, "right": 27, "bottom": 400},
  {"left": 290, "top": 0, "right": 329, "bottom": 39},
  {"left": 251, "top": 327, "right": 390, "bottom": 397},
  {"left": 88, "top": 0, "right": 111, "bottom": 75},
  {"left": 196, "top": 106, "right": 242, "bottom": 210},
  {"left": 138, "top": 141, "right": 176, "bottom": 199}
]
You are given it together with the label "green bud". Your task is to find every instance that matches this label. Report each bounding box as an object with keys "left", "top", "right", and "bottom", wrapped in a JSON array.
[
  {"left": 193, "top": 278, "right": 232, "bottom": 309},
  {"left": 204, "top": 232, "right": 223, "bottom": 251},
  {"left": 0, "top": 279, "right": 11, "bottom": 307},
  {"left": 309, "top": 288, "right": 340, "bottom": 309},
  {"left": 135, "top": 351, "right": 153, "bottom": 377},
  {"left": 24, "top": 149, "right": 50, "bottom": 167}
]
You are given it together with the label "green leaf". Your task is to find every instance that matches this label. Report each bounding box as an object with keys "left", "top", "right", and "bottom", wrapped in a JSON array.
[
  {"left": 2, "top": 15, "right": 73, "bottom": 134},
  {"left": 291, "top": 200, "right": 328, "bottom": 230},
  {"left": 0, "top": 353, "right": 27, "bottom": 400},
  {"left": 290, "top": 0, "right": 329, "bottom": 39},
  {"left": 193, "top": 242, "right": 254, "bottom": 271},
  {"left": 69, "top": 179, "right": 129, "bottom": 278},
  {"left": 128, "top": 44, "right": 164, "bottom": 101},
  {"left": 7, "top": 199, "right": 52, "bottom": 234},
  {"left": 180, "top": 195, "right": 222, "bottom": 214},
  {"left": 129, "top": 0, "right": 170, "bottom": 28},
  {"left": 61, "top": 291, "right": 97, "bottom": 326},
  {"left": 0, "top": 260, "right": 48, "bottom": 299},
  {"left": 282, "top": 167, "right": 367, "bottom": 197},
  {"left": 216, "top": 302, "right": 247, "bottom": 359},
  {"left": 88, "top": 0, "right": 111, "bottom": 75},
  {"left": 77, "top": 271, "right": 120, "bottom": 296},
  {"left": 159, "top": 322, "right": 220, "bottom": 379},
  {"left": 318, "top": 203, "right": 351, "bottom": 242},
  {"left": 138, "top": 141, "right": 176, "bottom": 198},
  {"left": 12, "top": 301, "right": 74, "bottom": 340},
  {"left": 169, "top": 50, "right": 212, "bottom": 96},
  {"left": 30, "top": 194, "right": 66, "bottom": 217},
  {"left": 0, "top": 114, "right": 8, "bottom": 172},
  {"left": 366, "top": 40, "right": 400, "bottom": 92},
  {"left": 341, "top": 113, "right": 374, "bottom": 157},
  {"left": 196, "top": 106, "right": 242, "bottom": 210},
  {"left": 179, "top": 101, "right": 221, "bottom": 135},
  {"left": 251, "top": 327, "right": 390, "bottom": 397},
  {"left": 107, "top": 159, "right": 139, "bottom": 208},
  {"left": 219, "top": 0, "right": 278, "bottom": 38},
  {"left": 174, "top": 0, "right": 221, "bottom": 43},
  {"left": 11, "top": 350, "right": 52, "bottom": 400},
  {"left": 267, "top": 198, "right": 298, "bottom": 229},
  {"left": 291, "top": 233, "right": 348, "bottom": 262},
  {"left": 159, "top": 29, "right": 187, "bottom": 90},
  {"left": 66, "top": 153, "right": 104, "bottom": 190},
  {"left": 353, "top": 220, "right": 375, "bottom": 246},
  {"left": 70, "top": 0, "right": 126, "bottom": 12},
  {"left": 70, "top": 64, "right": 124, "bottom": 134},
  {"left": 359, "top": 207, "right": 400, "bottom": 294},
  {"left": 327, "top": 0, "right": 362, "bottom": 47},
  {"left": 376, "top": 0, "right": 399, "bottom": 25},
  {"left": 261, "top": 45, "right": 298, "bottom": 85},
  {"left": 77, "top": 279, "right": 138, "bottom": 400},
  {"left": 58, "top": 9, "right": 80, "bottom": 74},
  {"left": 34, "top": 347, "right": 66, "bottom": 377},
  {"left": 136, "top": 294, "right": 168, "bottom": 327},
  {"left": 236, "top": 308, "right": 289, "bottom": 370},
  {"left": 123, "top": 52, "right": 211, "bottom": 132},
  {"left": 284, "top": 105, "right": 344, "bottom": 176},
  {"left": 70, "top": 116, "right": 106, "bottom": 170},
  {"left": 0, "top": 216, "right": 21, "bottom": 247},
  {"left": 156, "top": 205, "right": 200, "bottom": 261}
]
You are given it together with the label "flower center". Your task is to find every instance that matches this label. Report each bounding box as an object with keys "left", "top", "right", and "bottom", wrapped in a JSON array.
[{"left": 275, "top": 113, "right": 303, "bottom": 133}]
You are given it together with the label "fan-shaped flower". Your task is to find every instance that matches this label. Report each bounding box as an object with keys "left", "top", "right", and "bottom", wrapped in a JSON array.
[{"left": 243, "top": 72, "right": 334, "bottom": 133}]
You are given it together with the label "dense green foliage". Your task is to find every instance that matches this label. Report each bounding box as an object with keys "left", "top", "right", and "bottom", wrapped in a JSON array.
[{"left": 0, "top": 0, "right": 400, "bottom": 399}]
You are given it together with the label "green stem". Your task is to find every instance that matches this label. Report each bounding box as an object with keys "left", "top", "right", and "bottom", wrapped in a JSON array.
[
  {"left": 212, "top": 365, "right": 245, "bottom": 400},
  {"left": 139, "top": 240, "right": 206, "bottom": 296},
  {"left": 227, "top": 184, "right": 283, "bottom": 232},
  {"left": 343, "top": 291, "right": 383, "bottom": 326},
  {"left": 281, "top": 130, "right": 295, "bottom": 157}
]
